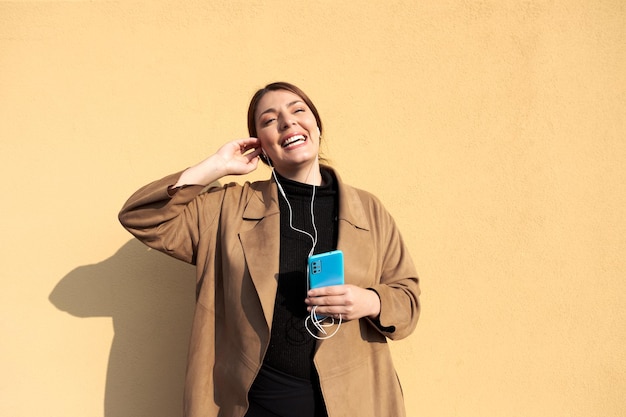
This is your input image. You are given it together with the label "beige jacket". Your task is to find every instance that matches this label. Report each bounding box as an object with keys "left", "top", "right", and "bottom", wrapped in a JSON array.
[{"left": 119, "top": 167, "right": 421, "bottom": 417}]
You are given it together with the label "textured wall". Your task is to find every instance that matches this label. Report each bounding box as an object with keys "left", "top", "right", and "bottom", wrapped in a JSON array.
[{"left": 1, "top": 1, "right": 625, "bottom": 416}]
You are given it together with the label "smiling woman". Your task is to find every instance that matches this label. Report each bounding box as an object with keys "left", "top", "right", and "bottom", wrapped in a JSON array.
[
  {"left": 253, "top": 89, "right": 322, "bottom": 184},
  {"left": 118, "top": 82, "right": 421, "bottom": 417},
  {"left": 247, "top": 82, "right": 326, "bottom": 182}
]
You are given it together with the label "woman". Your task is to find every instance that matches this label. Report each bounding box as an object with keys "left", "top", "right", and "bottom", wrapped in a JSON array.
[{"left": 119, "top": 82, "right": 421, "bottom": 417}]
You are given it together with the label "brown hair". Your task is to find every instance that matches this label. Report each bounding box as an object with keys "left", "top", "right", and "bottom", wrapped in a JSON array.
[{"left": 247, "top": 82, "right": 324, "bottom": 165}]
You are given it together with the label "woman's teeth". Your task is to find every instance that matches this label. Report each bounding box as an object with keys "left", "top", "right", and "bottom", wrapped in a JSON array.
[{"left": 282, "top": 135, "right": 306, "bottom": 147}]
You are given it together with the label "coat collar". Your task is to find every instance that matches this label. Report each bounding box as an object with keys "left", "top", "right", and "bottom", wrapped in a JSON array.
[{"left": 242, "top": 166, "right": 370, "bottom": 231}]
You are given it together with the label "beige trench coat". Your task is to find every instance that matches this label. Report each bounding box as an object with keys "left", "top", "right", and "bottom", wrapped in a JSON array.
[{"left": 119, "top": 167, "right": 421, "bottom": 417}]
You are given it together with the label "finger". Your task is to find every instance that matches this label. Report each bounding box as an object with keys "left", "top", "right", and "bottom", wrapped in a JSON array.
[
  {"left": 245, "top": 147, "right": 263, "bottom": 161},
  {"left": 307, "top": 305, "right": 342, "bottom": 317},
  {"left": 234, "top": 138, "right": 259, "bottom": 154},
  {"left": 240, "top": 137, "right": 261, "bottom": 150},
  {"left": 307, "top": 284, "right": 345, "bottom": 297},
  {"left": 305, "top": 293, "right": 332, "bottom": 305}
]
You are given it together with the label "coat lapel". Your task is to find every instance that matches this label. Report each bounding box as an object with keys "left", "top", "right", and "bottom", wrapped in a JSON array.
[
  {"left": 333, "top": 169, "right": 376, "bottom": 287},
  {"left": 239, "top": 180, "right": 281, "bottom": 329}
]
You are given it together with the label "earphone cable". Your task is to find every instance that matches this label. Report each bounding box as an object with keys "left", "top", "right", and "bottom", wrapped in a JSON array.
[
  {"left": 272, "top": 168, "right": 318, "bottom": 256},
  {"left": 270, "top": 165, "right": 341, "bottom": 339}
]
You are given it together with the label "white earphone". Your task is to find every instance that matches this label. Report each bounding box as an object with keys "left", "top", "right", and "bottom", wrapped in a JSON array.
[{"left": 263, "top": 148, "right": 341, "bottom": 339}]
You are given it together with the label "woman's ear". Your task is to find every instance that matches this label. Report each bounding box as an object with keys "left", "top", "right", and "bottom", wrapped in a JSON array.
[{"left": 260, "top": 148, "right": 272, "bottom": 166}]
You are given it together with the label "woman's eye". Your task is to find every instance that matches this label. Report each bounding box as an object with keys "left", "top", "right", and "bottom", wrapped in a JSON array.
[
  {"left": 263, "top": 118, "right": 276, "bottom": 126},
  {"left": 294, "top": 108, "right": 305, "bottom": 113}
]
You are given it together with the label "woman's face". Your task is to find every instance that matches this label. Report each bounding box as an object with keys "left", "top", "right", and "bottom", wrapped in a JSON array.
[{"left": 254, "top": 89, "right": 321, "bottom": 176}]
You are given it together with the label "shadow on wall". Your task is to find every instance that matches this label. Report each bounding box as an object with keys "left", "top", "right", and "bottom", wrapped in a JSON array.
[{"left": 49, "top": 239, "right": 196, "bottom": 417}]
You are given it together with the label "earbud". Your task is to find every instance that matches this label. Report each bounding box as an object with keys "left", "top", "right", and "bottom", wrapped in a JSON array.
[{"left": 261, "top": 148, "right": 272, "bottom": 167}]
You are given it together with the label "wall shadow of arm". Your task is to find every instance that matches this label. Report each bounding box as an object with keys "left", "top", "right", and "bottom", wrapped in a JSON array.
[{"left": 49, "top": 239, "right": 196, "bottom": 417}]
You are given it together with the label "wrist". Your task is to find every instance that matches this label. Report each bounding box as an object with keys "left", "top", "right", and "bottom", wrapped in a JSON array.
[{"left": 366, "top": 288, "right": 381, "bottom": 319}]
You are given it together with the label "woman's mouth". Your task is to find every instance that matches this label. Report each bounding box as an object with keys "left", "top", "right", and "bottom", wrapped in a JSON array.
[{"left": 281, "top": 134, "right": 307, "bottom": 148}]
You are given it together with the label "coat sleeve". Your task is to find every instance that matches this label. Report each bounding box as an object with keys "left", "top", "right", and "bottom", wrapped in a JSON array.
[
  {"left": 366, "top": 198, "right": 421, "bottom": 341},
  {"left": 118, "top": 171, "right": 224, "bottom": 265}
]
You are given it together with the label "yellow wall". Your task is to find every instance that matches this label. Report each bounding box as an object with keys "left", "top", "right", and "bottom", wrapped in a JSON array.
[{"left": 1, "top": 1, "right": 624, "bottom": 416}]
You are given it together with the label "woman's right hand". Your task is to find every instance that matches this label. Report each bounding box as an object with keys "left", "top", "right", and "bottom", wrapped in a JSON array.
[{"left": 174, "top": 138, "right": 263, "bottom": 187}]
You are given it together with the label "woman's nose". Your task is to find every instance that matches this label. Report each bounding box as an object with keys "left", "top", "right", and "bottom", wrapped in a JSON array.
[{"left": 279, "top": 114, "right": 295, "bottom": 130}]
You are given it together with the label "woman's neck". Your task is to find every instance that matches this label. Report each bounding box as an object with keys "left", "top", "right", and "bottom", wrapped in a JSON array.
[{"left": 273, "top": 160, "right": 323, "bottom": 186}]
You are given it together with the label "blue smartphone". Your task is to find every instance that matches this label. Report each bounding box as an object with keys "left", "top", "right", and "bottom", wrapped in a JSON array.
[{"left": 308, "top": 250, "right": 344, "bottom": 290}]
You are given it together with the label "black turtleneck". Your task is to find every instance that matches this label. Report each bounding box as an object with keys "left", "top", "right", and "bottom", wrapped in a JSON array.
[
  {"left": 262, "top": 168, "right": 338, "bottom": 379},
  {"left": 246, "top": 168, "right": 338, "bottom": 417}
]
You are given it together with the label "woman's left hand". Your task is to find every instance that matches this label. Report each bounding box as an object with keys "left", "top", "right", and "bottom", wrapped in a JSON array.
[{"left": 305, "top": 285, "right": 381, "bottom": 321}]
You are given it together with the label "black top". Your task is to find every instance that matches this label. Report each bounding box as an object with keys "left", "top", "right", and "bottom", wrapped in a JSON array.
[
  {"left": 246, "top": 168, "right": 338, "bottom": 417},
  {"left": 263, "top": 168, "right": 338, "bottom": 378}
]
